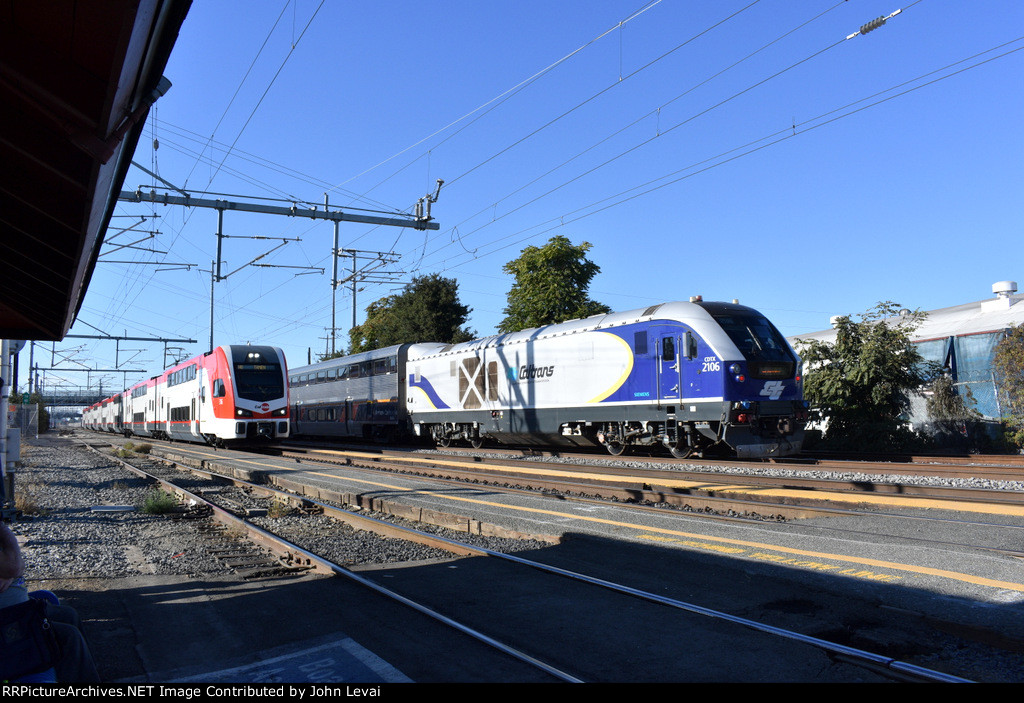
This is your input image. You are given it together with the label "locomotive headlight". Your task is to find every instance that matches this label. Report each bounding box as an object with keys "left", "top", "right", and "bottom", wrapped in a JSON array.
[
  {"left": 235, "top": 408, "right": 253, "bottom": 418},
  {"left": 729, "top": 362, "right": 745, "bottom": 382},
  {"left": 729, "top": 363, "right": 742, "bottom": 374}
]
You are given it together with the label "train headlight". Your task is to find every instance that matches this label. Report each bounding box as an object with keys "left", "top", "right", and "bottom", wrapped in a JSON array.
[
  {"left": 235, "top": 408, "right": 253, "bottom": 418},
  {"left": 273, "top": 407, "right": 288, "bottom": 417},
  {"left": 729, "top": 363, "right": 745, "bottom": 383}
]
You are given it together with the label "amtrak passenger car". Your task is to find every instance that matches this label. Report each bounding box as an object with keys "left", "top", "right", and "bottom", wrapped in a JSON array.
[
  {"left": 85, "top": 345, "right": 289, "bottom": 446},
  {"left": 289, "top": 343, "right": 446, "bottom": 441},
  {"left": 407, "top": 300, "right": 807, "bottom": 458}
]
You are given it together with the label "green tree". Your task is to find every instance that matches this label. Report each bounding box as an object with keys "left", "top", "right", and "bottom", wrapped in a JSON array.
[
  {"left": 348, "top": 273, "right": 475, "bottom": 353},
  {"left": 926, "top": 373, "right": 982, "bottom": 450},
  {"left": 994, "top": 324, "right": 1024, "bottom": 449},
  {"left": 796, "top": 302, "right": 934, "bottom": 451},
  {"left": 498, "top": 235, "right": 610, "bottom": 333},
  {"left": 926, "top": 374, "right": 979, "bottom": 423}
]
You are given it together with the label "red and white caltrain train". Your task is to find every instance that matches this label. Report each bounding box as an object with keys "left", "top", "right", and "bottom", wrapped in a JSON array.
[{"left": 83, "top": 345, "right": 290, "bottom": 446}]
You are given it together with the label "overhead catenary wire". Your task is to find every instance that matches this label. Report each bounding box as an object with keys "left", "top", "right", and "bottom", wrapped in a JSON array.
[
  {"left": 325, "top": 0, "right": 667, "bottom": 198},
  {"left": 416, "top": 37, "right": 1024, "bottom": 276},
  {"left": 440, "top": 0, "right": 764, "bottom": 192},
  {"left": 409, "top": 1, "right": 894, "bottom": 270},
  {"left": 80, "top": 2, "right": 1018, "bottom": 384},
  {"left": 409, "top": 0, "right": 851, "bottom": 270}
]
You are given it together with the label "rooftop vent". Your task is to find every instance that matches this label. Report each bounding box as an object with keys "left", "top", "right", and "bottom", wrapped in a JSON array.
[
  {"left": 982, "top": 281, "right": 1017, "bottom": 313},
  {"left": 993, "top": 280, "right": 1018, "bottom": 298}
]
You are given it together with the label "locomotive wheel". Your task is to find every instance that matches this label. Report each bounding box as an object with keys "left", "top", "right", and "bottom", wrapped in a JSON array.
[
  {"left": 470, "top": 436, "right": 484, "bottom": 449},
  {"left": 437, "top": 434, "right": 452, "bottom": 448},
  {"left": 668, "top": 443, "right": 694, "bottom": 460},
  {"left": 604, "top": 440, "right": 627, "bottom": 456}
]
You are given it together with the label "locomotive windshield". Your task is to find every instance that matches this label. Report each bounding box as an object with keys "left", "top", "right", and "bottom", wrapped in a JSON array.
[
  {"left": 233, "top": 363, "right": 284, "bottom": 401},
  {"left": 710, "top": 311, "right": 796, "bottom": 376}
]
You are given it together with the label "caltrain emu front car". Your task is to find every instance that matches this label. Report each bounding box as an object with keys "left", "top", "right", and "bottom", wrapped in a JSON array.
[
  {"left": 407, "top": 300, "right": 807, "bottom": 459},
  {"left": 85, "top": 344, "right": 290, "bottom": 447}
]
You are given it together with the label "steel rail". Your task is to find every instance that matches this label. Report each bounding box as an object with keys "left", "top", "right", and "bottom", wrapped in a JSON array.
[
  {"left": 85, "top": 443, "right": 582, "bottom": 683},
  {"left": 271, "top": 443, "right": 1024, "bottom": 515},
  {"left": 93, "top": 440, "right": 972, "bottom": 684},
  {"left": 174, "top": 437, "right": 1024, "bottom": 562}
]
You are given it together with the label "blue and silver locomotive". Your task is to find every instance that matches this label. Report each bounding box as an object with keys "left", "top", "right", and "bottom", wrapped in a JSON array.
[{"left": 406, "top": 299, "right": 806, "bottom": 458}]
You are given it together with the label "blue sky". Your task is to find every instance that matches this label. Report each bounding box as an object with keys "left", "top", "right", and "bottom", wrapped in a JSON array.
[{"left": 51, "top": 0, "right": 1023, "bottom": 393}]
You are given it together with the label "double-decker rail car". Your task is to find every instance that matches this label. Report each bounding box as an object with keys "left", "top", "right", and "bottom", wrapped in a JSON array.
[
  {"left": 84, "top": 345, "right": 290, "bottom": 446},
  {"left": 124, "top": 377, "right": 158, "bottom": 438},
  {"left": 407, "top": 300, "right": 807, "bottom": 458},
  {"left": 289, "top": 343, "right": 446, "bottom": 441},
  {"left": 82, "top": 401, "right": 99, "bottom": 431},
  {"left": 98, "top": 395, "right": 120, "bottom": 433}
]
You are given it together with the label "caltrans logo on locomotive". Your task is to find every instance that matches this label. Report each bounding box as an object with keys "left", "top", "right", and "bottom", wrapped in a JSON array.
[{"left": 506, "top": 364, "right": 556, "bottom": 382}]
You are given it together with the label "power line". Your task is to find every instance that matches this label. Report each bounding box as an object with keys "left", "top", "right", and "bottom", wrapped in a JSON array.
[
  {"left": 423, "top": 37, "right": 1024, "bottom": 275},
  {"left": 205, "top": 0, "right": 327, "bottom": 190},
  {"left": 443, "top": 1, "right": 764, "bottom": 191},
  {"left": 326, "top": 0, "right": 667, "bottom": 196},
  {"left": 414, "top": 1, "right": 850, "bottom": 269}
]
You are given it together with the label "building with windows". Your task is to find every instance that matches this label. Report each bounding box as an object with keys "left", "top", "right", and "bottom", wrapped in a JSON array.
[{"left": 791, "top": 281, "right": 1023, "bottom": 423}]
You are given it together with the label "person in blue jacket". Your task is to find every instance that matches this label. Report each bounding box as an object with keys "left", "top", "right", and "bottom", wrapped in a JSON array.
[{"left": 1, "top": 521, "right": 100, "bottom": 682}]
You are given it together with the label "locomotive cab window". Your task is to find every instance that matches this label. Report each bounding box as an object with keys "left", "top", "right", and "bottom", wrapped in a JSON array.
[
  {"left": 234, "top": 361, "right": 284, "bottom": 402},
  {"left": 683, "top": 331, "right": 698, "bottom": 360},
  {"left": 661, "top": 337, "right": 675, "bottom": 362}
]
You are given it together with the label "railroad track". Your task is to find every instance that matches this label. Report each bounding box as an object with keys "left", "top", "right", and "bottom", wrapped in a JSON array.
[
  {"left": 263, "top": 442, "right": 1024, "bottom": 564},
  {"left": 85, "top": 432, "right": 1024, "bottom": 562},
  {"left": 266, "top": 441, "right": 1024, "bottom": 513},
  {"left": 439, "top": 442, "right": 1024, "bottom": 484},
  {"left": 76, "top": 436, "right": 988, "bottom": 682}
]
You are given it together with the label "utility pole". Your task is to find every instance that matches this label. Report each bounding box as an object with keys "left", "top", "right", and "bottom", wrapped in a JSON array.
[
  {"left": 330, "top": 248, "right": 404, "bottom": 354},
  {"left": 120, "top": 172, "right": 441, "bottom": 351}
]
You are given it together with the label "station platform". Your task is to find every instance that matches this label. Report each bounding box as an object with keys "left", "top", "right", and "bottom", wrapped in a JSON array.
[{"left": 48, "top": 567, "right": 551, "bottom": 684}]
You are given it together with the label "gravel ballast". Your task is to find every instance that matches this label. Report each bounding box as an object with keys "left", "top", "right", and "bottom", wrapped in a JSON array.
[{"left": 10, "top": 436, "right": 550, "bottom": 584}]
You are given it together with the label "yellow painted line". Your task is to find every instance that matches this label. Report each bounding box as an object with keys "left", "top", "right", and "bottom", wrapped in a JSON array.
[
  {"left": 289, "top": 466, "right": 1024, "bottom": 594},
  {"left": 158, "top": 446, "right": 1024, "bottom": 593},
  {"left": 172, "top": 444, "right": 1024, "bottom": 518},
  {"left": 297, "top": 448, "right": 1024, "bottom": 518}
]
